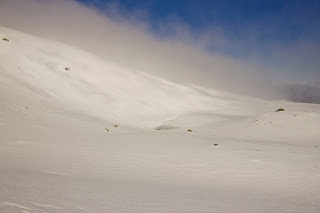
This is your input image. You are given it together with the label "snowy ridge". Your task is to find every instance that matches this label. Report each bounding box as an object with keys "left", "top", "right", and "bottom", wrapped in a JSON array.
[{"left": 1, "top": 26, "right": 251, "bottom": 127}]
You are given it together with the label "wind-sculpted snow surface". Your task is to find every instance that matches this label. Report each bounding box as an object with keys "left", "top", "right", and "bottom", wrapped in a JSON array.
[{"left": 1, "top": 26, "right": 320, "bottom": 213}]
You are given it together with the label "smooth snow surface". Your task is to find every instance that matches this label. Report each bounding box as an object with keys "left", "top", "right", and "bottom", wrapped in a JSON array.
[{"left": 1, "top": 26, "right": 320, "bottom": 213}]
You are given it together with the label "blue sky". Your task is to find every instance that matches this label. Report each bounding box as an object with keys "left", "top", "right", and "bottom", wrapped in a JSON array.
[
  {"left": 76, "top": 0, "right": 320, "bottom": 50},
  {"left": 73, "top": 0, "right": 320, "bottom": 81}
]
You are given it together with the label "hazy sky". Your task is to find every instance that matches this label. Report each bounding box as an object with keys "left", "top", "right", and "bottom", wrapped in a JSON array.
[
  {"left": 0, "top": 0, "right": 319, "bottom": 101},
  {"left": 76, "top": 0, "right": 320, "bottom": 81}
]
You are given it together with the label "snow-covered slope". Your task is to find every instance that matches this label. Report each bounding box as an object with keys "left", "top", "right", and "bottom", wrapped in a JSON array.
[
  {"left": 0, "top": 26, "right": 258, "bottom": 128},
  {"left": 1, "top": 26, "right": 320, "bottom": 213}
]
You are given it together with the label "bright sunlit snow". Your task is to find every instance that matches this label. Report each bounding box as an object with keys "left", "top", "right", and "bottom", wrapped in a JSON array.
[{"left": 1, "top": 26, "right": 320, "bottom": 213}]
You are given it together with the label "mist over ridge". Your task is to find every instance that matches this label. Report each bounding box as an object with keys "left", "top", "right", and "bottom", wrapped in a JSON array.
[{"left": 0, "top": 0, "right": 319, "bottom": 103}]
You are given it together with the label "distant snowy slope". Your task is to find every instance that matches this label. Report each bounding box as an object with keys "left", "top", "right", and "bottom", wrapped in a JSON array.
[
  {"left": 0, "top": 26, "right": 256, "bottom": 127},
  {"left": 1, "top": 25, "right": 320, "bottom": 133}
]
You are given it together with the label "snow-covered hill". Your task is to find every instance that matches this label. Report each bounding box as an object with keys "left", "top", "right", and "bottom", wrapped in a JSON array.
[
  {"left": 1, "top": 26, "right": 320, "bottom": 213},
  {"left": 1, "top": 26, "right": 255, "bottom": 128}
]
